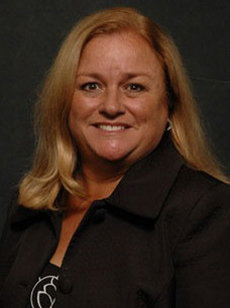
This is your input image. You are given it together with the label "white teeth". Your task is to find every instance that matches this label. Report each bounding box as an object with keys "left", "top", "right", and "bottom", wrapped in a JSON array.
[{"left": 98, "top": 125, "right": 125, "bottom": 131}]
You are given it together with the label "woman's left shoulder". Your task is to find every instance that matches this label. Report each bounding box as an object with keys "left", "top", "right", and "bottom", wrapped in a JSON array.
[
  {"left": 164, "top": 165, "right": 230, "bottom": 249},
  {"left": 170, "top": 167, "right": 230, "bottom": 307},
  {"left": 174, "top": 164, "right": 230, "bottom": 203}
]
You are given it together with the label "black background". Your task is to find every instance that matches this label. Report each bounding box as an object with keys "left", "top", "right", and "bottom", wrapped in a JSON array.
[{"left": 0, "top": 0, "right": 230, "bottom": 234}]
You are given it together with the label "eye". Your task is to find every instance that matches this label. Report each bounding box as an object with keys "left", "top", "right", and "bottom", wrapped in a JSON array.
[
  {"left": 81, "top": 82, "right": 100, "bottom": 91},
  {"left": 127, "top": 83, "right": 145, "bottom": 92}
]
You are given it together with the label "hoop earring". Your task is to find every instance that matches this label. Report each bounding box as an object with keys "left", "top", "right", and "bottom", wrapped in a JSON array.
[{"left": 166, "top": 119, "right": 172, "bottom": 131}]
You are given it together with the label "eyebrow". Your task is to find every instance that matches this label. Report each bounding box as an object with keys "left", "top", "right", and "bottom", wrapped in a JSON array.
[{"left": 76, "top": 72, "right": 153, "bottom": 80}]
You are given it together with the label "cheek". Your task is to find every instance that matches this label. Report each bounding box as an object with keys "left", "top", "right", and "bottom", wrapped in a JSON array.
[
  {"left": 68, "top": 98, "right": 84, "bottom": 137},
  {"left": 68, "top": 104, "right": 78, "bottom": 134},
  {"left": 132, "top": 98, "right": 168, "bottom": 126},
  {"left": 70, "top": 92, "right": 100, "bottom": 121},
  {"left": 69, "top": 95, "right": 89, "bottom": 124},
  {"left": 153, "top": 100, "right": 169, "bottom": 120}
]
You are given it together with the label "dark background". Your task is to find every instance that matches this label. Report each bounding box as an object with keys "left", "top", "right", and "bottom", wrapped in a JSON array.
[{"left": 0, "top": 0, "right": 230, "bottom": 235}]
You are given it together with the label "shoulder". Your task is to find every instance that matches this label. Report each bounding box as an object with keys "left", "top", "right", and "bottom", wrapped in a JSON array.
[
  {"left": 163, "top": 164, "right": 230, "bottom": 250},
  {"left": 164, "top": 167, "right": 230, "bottom": 306},
  {"left": 177, "top": 165, "right": 230, "bottom": 234},
  {"left": 171, "top": 164, "right": 230, "bottom": 204}
]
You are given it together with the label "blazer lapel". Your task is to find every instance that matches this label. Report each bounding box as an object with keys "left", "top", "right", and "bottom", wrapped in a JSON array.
[{"left": 107, "top": 134, "right": 184, "bottom": 220}]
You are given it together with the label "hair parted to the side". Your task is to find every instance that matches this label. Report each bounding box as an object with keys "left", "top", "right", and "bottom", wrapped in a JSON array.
[{"left": 19, "top": 7, "right": 228, "bottom": 210}]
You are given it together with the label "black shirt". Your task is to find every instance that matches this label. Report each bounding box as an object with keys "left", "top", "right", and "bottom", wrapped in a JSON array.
[
  {"left": 1, "top": 135, "right": 230, "bottom": 307},
  {"left": 28, "top": 263, "right": 60, "bottom": 308}
]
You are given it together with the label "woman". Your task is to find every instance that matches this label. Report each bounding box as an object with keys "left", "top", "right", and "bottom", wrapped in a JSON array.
[{"left": 0, "top": 7, "right": 230, "bottom": 308}]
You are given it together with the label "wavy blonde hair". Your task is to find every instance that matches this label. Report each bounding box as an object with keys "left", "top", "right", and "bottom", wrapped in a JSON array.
[{"left": 19, "top": 7, "right": 228, "bottom": 210}]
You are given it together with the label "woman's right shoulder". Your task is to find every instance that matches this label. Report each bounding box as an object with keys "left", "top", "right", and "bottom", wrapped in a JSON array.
[{"left": 6, "top": 189, "right": 19, "bottom": 214}]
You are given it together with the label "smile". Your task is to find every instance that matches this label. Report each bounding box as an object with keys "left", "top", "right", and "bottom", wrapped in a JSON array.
[{"left": 98, "top": 125, "right": 126, "bottom": 131}]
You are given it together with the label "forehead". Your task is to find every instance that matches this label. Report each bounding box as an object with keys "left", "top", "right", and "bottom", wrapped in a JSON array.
[{"left": 78, "top": 32, "right": 164, "bottom": 77}]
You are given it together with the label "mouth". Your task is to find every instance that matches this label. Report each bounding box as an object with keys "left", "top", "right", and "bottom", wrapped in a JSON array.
[{"left": 93, "top": 123, "right": 130, "bottom": 132}]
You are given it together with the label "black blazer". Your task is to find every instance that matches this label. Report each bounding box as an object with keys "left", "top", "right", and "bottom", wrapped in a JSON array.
[{"left": 1, "top": 135, "right": 230, "bottom": 308}]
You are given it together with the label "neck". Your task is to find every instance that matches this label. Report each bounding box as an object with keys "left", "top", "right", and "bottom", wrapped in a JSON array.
[{"left": 78, "top": 158, "right": 128, "bottom": 200}]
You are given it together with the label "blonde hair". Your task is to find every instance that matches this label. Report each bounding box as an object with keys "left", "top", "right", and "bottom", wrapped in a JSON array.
[{"left": 19, "top": 7, "right": 228, "bottom": 210}]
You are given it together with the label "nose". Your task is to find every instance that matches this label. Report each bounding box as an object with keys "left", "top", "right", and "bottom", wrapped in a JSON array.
[{"left": 99, "top": 88, "right": 125, "bottom": 118}]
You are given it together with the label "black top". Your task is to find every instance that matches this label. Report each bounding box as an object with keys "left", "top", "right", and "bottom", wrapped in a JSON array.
[
  {"left": 1, "top": 134, "right": 230, "bottom": 308},
  {"left": 28, "top": 263, "right": 60, "bottom": 308}
]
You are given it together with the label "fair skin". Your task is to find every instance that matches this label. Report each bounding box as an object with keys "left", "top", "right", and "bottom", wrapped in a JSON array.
[{"left": 50, "top": 31, "right": 168, "bottom": 266}]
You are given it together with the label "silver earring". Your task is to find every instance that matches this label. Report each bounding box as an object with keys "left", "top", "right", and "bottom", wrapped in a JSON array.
[{"left": 166, "top": 119, "right": 172, "bottom": 131}]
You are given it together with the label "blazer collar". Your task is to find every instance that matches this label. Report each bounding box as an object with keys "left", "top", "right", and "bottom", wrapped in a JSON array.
[
  {"left": 11, "top": 134, "right": 184, "bottom": 226},
  {"left": 106, "top": 133, "right": 184, "bottom": 220}
]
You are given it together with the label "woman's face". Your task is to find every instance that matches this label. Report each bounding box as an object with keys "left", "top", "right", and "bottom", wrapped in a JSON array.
[{"left": 69, "top": 32, "right": 168, "bottom": 168}]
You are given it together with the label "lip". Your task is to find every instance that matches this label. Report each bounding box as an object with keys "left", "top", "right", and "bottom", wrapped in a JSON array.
[{"left": 92, "top": 122, "right": 131, "bottom": 132}]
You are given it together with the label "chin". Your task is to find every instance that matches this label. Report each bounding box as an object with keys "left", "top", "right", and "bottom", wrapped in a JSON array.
[
  {"left": 92, "top": 144, "right": 135, "bottom": 163},
  {"left": 97, "top": 150, "right": 130, "bottom": 163}
]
